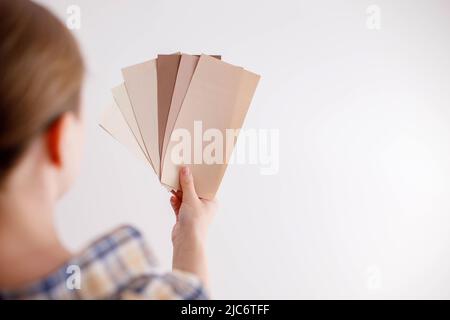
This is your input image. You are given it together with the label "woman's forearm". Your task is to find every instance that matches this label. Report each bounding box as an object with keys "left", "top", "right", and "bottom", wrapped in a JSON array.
[{"left": 172, "top": 234, "right": 209, "bottom": 289}]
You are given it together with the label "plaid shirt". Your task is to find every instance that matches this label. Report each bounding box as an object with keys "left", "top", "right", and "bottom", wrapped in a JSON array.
[{"left": 0, "top": 225, "right": 208, "bottom": 300}]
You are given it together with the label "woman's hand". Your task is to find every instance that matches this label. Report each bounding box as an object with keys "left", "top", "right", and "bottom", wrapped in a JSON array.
[{"left": 170, "top": 166, "right": 217, "bottom": 289}]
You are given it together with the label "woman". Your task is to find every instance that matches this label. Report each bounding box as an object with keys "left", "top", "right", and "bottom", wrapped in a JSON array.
[{"left": 0, "top": 0, "right": 216, "bottom": 299}]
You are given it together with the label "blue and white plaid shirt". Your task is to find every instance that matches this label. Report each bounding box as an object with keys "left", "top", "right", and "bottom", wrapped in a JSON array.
[{"left": 0, "top": 225, "right": 208, "bottom": 300}]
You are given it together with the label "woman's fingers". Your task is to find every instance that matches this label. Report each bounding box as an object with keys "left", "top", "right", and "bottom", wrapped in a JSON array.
[{"left": 179, "top": 166, "right": 198, "bottom": 204}]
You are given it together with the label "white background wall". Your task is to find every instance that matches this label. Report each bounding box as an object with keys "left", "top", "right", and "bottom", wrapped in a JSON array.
[{"left": 37, "top": 0, "right": 450, "bottom": 299}]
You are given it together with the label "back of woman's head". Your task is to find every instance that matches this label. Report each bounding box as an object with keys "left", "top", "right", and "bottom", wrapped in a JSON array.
[{"left": 0, "top": 0, "right": 84, "bottom": 183}]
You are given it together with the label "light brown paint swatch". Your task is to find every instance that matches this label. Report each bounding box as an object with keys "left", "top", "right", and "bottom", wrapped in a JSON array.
[
  {"left": 161, "top": 54, "right": 199, "bottom": 171},
  {"left": 112, "top": 83, "right": 150, "bottom": 162},
  {"left": 161, "top": 55, "right": 260, "bottom": 199},
  {"left": 122, "top": 59, "right": 159, "bottom": 176},
  {"left": 157, "top": 54, "right": 181, "bottom": 159}
]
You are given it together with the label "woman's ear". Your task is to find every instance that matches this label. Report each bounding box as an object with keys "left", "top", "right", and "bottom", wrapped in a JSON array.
[
  {"left": 46, "top": 116, "right": 65, "bottom": 167},
  {"left": 44, "top": 111, "right": 84, "bottom": 194},
  {"left": 46, "top": 112, "right": 83, "bottom": 166}
]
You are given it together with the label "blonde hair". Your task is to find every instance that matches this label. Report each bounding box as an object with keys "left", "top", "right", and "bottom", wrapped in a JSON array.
[{"left": 0, "top": 0, "right": 85, "bottom": 182}]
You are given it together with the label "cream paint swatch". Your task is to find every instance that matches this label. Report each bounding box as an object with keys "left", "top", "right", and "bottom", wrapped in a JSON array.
[
  {"left": 112, "top": 83, "right": 150, "bottom": 162},
  {"left": 99, "top": 101, "right": 148, "bottom": 164},
  {"left": 122, "top": 59, "right": 159, "bottom": 176},
  {"left": 161, "top": 55, "right": 260, "bottom": 199}
]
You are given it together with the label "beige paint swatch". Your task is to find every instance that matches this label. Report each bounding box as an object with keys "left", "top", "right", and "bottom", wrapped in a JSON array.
[
  {"left": 99, "top": 101, "right": 148, "bottom": 164},
  {"left": 161, "top": 55, "right": 260, "bottom": 199},
  {"left": 112, "top": 83, "right": 150, "bottom": 162},
  {"left": 122, "top": 59, "right": 159, "bottom": 176}
]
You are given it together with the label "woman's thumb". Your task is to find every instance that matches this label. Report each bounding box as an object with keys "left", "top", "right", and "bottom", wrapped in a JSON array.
[{"left": 179, "top": 166, "right": 198, "bottom": 202}]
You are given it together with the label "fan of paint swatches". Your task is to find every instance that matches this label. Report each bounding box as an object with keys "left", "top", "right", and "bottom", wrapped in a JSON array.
[{"left": 100, "top": 53, "right": 260, "bottom": 199}]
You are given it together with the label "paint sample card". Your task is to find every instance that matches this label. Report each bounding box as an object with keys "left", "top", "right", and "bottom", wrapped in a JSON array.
[
  {"left": 122, "top": 59, "right": 159, "bottom": 176},
  {"left": 161, "top": 55, "right": 260, "bottom": 199},
  {"left": 112, "top": 83, "right": 149, "bottom": 162},
  {"left": 99, "top": 101, "right": 148, "bottom": 164},
  {"left": 161, "top": 54, "right": 199, "bottom": 168},
  {"left": 162, "top": 54, "right": 222, "bottom": 168},
  {"left": 100, "top": 53, "right": 259, "bottom": 200},
  {"left": 157, "top": 54, "right": 181, "bottom": 159}
]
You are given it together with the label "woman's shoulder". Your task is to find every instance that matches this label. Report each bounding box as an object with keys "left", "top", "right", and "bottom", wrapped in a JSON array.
[
  {"left": 0, "top": 225, "right": 207, "bottom": 300},
  {"left": 74, "top": 224, "right": 158, "bottom": 270}
]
